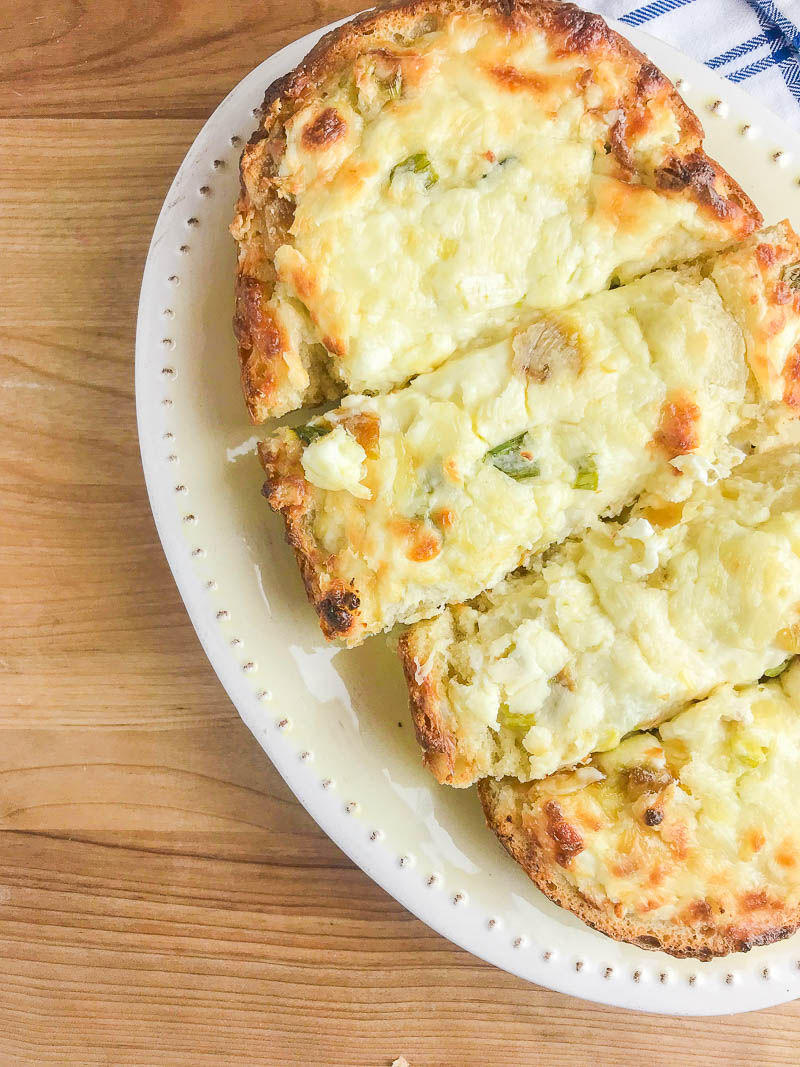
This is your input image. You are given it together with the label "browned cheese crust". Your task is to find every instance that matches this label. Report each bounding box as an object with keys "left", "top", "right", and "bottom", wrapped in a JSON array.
[
  {"left": 231, "top": 0, "right": 761, "bottom": 421},
  {"left": 478, "top": 778, "right": 800, "bottom": 960}
]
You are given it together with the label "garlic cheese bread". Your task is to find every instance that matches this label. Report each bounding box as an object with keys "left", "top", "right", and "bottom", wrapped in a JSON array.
[
  {"left": 402, "top": 447, "right": 800, "bottom": 786},
  {"left": 480, "top": 667, "right": 800, "bottom": 959},
  {"left": 232, "top": 0, "right": 759, "bottom": 419},
  {"left": 261, "top": 225, "right": 800, "bottom": 646}
]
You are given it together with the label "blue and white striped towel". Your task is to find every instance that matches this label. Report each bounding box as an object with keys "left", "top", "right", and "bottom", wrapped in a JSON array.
[{"left": 591, "top": 0, "right": 800, "bottom": 130}]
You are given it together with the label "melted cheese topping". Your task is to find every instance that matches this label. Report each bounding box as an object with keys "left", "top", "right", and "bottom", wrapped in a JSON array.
[
  {"left": 521, "top": 667, "right": 800, "bottom": 927},
  {"left": 268, "top": 10, "right": 745, "bottom": 395},
  {"left": 283, "top": 264, "right": 756, "bottom": 639},
  {"left": 418, "top": 447, "right": 800, "bottom": 783},
  {"left": 302, "top": 426, "right": 370, "bottom": 498}
]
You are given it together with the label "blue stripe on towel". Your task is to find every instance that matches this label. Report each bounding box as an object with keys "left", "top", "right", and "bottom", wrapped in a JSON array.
[
  {"left": 707, "top": 30, "right": 777, "bottom": 69},
  {"left": 619, "top": 0, "right": 697, "bottom": 29}
]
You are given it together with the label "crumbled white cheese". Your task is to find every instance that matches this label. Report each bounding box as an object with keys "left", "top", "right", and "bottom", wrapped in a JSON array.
[
  {"left": 670, "top": 443, "right": 745, "bottom": 485},
  {"left": 522, "top": 724, "right": 553, "bottom": 757},
  {"left": 301, "top": 427, "right": 370, "bottom": 499},
  {"left": 615, "top": 517, "right": 667, "bottom": 577}
]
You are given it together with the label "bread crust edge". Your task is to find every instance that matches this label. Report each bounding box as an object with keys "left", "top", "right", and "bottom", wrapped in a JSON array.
[
  {"left": 398, "top": 620, "right": 477, "bottom": 786},
  {"left": 258, "top": 434, "right": 366, "bottom": 644}
]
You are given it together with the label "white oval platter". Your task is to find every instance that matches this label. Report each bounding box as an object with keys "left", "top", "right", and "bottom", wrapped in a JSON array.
[{"left": 136, "top": 11, "right": 800, "bottom": 1015}]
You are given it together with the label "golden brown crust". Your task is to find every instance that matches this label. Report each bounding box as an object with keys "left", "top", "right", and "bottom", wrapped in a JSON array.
[
  {"left": 398, "top": 623, "right": 460, "bottom": 783},
  {"left": 232, "top": 0, "right": 761, "bottom": 421},
  {"left": 479, "top": 778, "right": 800, "bottom": 960},
  {"left": 258, "top": 434, "right": 364, "bottom": 643}
]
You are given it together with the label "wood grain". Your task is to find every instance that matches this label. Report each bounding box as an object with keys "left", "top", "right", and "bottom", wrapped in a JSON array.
[
  {"left": 0, "top": 0, "right": 356, "bottom": 119},
  {"left": 2, "top": 1, "right": 800, "bottom": 1063}
]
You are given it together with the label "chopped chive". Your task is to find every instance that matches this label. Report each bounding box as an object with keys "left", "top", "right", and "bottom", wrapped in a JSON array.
[
  {"left": 486, "top": 433, "right": 527, "bottom": 458},
  {"left": 574, "top": 455, "right": 598, "bottom": 491},
  {"left": 485, "top": 434, "right": 540, "bottom": 480},
  {"left": 390, "top": 152, "right": 438, "bottom": 188},
  {"left": 763, "top": 658, "right": 791, "bottom": 678},
  {"left": 293, "top": 424, "right": 331, "bottom": 446}
]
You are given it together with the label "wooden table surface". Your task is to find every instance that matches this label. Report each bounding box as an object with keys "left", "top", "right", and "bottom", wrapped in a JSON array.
[{"left": 3, "top": 2, "right": 800, "bottom": 1063}]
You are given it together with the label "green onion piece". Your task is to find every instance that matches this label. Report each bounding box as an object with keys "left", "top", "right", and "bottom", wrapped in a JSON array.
[
  {"left": 390, "top": 152, "right": 438, "bottom": 188},
  {"left": 293, "top": 424, "right": 331, "bottom": 446},
  {"left": 783, "top": 263, "right": 800, "bottom": 291},
  {"left": 486, "top": 433, "right": 527, "bottom": 458},
  {"left": 386, "top": 73, "right": 403, "bottom": 99},
  {"left": 498, "top": 154, "right": 517, "bottom": 167},
  {"left": 485, "top": 434, "right": 540, "bottom": 480},
  {"left": 609, "top": 276, "right": 621, "bottom": 289},
  {"left": 763, "top": 658, "right": 791, "bottom": 678},
  {"left": 574, "top": 455, "right": 598, "bottom": 491},
  {"left": 499, "top": 708, "right": 536, "bottom": 731}
]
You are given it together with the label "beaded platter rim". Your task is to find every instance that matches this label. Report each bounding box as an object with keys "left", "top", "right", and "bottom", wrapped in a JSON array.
[{"left": 136, "top": 10, "right": 800, "bottom": 1015}]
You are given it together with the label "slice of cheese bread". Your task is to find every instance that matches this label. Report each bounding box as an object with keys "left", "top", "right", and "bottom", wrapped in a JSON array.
[
  {"left": 479, "top": 665, "right": 800, "bottom": 959},
  {"left": 232, "top": 0, "right": 759, "bottom": 419},
  {"left": 261, "top": 224, "right": 800, "bottom": 646},
  {"left": 402, "top": 445, "right": 800, "bottom": 786}
]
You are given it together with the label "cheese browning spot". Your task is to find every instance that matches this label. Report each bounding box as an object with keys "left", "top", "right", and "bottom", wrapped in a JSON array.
[
  {"left": 544, "top": 800, "right": 584, "bottom": 867},
  {"left": 341, "top": 411, "right": 381, "bottom": 457},
  {"left": 741, "top": 890, "right": 776, "bottom": 911},
  {"left": 773, "top": 281, "right": 792, "bottom": 305},
  {"left": 432, "top": 507, "right": 456, "bottom": 531},
  {"left": 389, "top": 518, "right": 442, "bottom": 562},
  {"left": 782, "top": 344, "right": 800, "bottom": 408},
  {"left": 635, "top": 62, "right": 667, "bottom": 96},
  {"left": 651, "top": 392, "right": 700, "bottom": 461},
  {"left": 322, "top": 334, "right": 347, "bottom": 357},
  {"left": 654, "top": 151, "right": 730, "bottom": 220},
  {"left": 301, "top": 107, "right": 347, "bottom": 149},
  {"left": 776, "top": 840, "right": 798, "bottom": 868},
  {"left": 289, "top": 260, "right": 317, "bottom": 302},
  {"left": 748, "top": 829, "right": 766, "bottom": 855},
  {"left": 320, "top": 588, "right": 360, "bottom": 635},
  {"left": 486, "top": 65, "right": 550, "bottom": 93},
  {"left": 550, "top": 4, "right": 613, "bottom": 55},
  {"left": 409, "top": 530, "right": 442, "bottom": 562},
  {"left": 755, "top": 242, "right": 777, "bottom": 269},
  {"left": 687, "top": 899, "right": 714, "bottom": 924}
]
